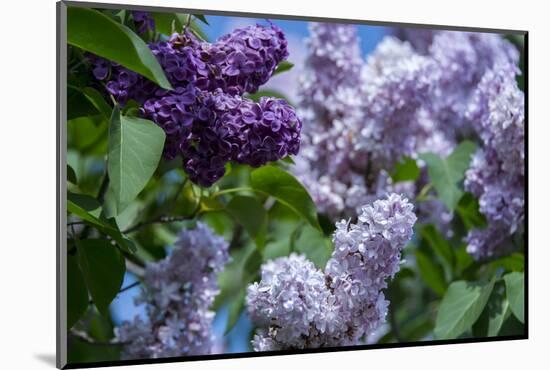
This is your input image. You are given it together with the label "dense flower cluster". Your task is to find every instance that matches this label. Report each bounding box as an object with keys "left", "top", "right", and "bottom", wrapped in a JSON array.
[
  {"left": 247, "top": 194, "right": 417, "bottom": 350},
  {"left": 464, "top": 63, "right": 525, "bottom": 259},
  {"left": 358, "top": 37, "right": 445, "bottom": 168},
  {"left": 115, "top": 223, "right": 230, "bottom": 359},
  {"left": 91, "top": 22, "right": 299, "bottom": 186},
  {"left": 294, "top": 25, "right": 447, "bottom": 219},
  {"left": 400, "top": 30, "right": 519, "bottom": 136},
  {"left": 295, "top": 24, "right": 523, "bottom": 257},
  {"left": 141, "top": 87, "right": 300, "bottom": 186}
]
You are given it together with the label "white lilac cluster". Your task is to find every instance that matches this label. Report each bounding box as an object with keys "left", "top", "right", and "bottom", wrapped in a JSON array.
[
  {"left": 247, "top": 194, "right": 417, "bottom": 350},
  {"left": 464, "top": 64, "right": 525, "bottom": 259},
  {"left": 115, "top": 223, "right": 230, "bottom": 359}
]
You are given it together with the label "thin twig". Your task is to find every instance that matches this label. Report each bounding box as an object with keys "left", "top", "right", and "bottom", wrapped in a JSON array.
[
  {"left": 123, "top": 214, "right": 195, "bottom": 234},
  {"left": 88, "top": 281, "right": 142, "bottom": 305},
  {"left": 119, "top": 280, "right": 141, "bottom": 294}
]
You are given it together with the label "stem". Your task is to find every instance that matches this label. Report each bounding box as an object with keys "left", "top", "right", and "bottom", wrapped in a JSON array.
[
  {"left": 184, "top": 14, "right": 192, "bottom": 31},
  {"left": 123, "top": 214, "right": 195, "bottom": 234},
  {"left": 211, "top": 187, "right": 257, "bottom": 199},
  {"left": 88, "top": 281, "right": 141, "bottom": 305},
  {"left": 119, "top": 280, "right": 141, "bottom": 294}
]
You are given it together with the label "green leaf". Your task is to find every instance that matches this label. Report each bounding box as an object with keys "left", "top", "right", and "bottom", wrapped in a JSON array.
[
  {"left": 392, "top": 156, "right": 420, "bottom": 182},
  {"left": 67, "top": 194, "right": 136, "bottom": 253},
  {"left": 67, "top": 253, "right": 89, "bottom": 329},
  {"left": 225, "top": 289, "right": 245, "bottom": 335},
  {"left": 415, "top": 250, "right": 447, "bottom": 296},
  {"left": 273, "top": 61, "right": 294, "bottom": 75},
  {"left": 457, "top": 192, "right": 487, "bottom": 230},
  {"left": 67, "top": 115, "right": 108, "bottom": 154},
  {"left": 281, "top": 156, "right": 295, "bottom": 165},
  {"left": 434, "top": 278, "right": 496, "bottom": 339},
  {"left": 294, "top": 225, "right": 333, "bottom": 269},
  {"left": 193, "top": 14, "right": 209, "bottom": 25},
  {"left": 68, "top": 86, "right": 100, "bottom": 120},
  {"left": 67, "top": 7, "right": 172, "bottom": 89},
  {"left": 226, "top": 196, "right": 267, "bottom": 251},
  {"left": 80, "top": 87, "right": 112, "bottom": 119},
  {"left": 473, "top": 284, "right": 511, "bottom": 337},
  {"left": 250, "top": 166, "right": 321, "bottom": 231},
  {"left": 77, "top": 239, "right": 126, "bottom": 316},
  {"left": 491, "top": 253, "right": 525, "bottom": 272},
  {"left": 107, "top": 106, "right": 166, "bottom": 215},
  {"left": 504, "top": 272, "right": 524, "bottom": 323},
  {"left": 420, "top": 224, "right": 454, "bottom": 270},
  {"left": 419, "top": 141, "right": 477, "bottom": 211},
  {"left": 68, "top": 192, "right": 101, "bottom": 217},
  {"left": 150, "top": 12, "right": 184, "bottom": 35},
  {"left": 67, "top": 165, "right": 78, "bottom": 184}
]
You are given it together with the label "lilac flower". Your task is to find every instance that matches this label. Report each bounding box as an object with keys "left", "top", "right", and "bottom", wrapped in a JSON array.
[
  {"left": 141, "top": 88, "right": 301, "bottom": 187},
  {"left": 464, "top": 63, "right": 525, "bottom": 259},
  {"left": 325, "top": 193, "right": 417, "bottom": 342},
  {"left": 90, "top": 23, "right": 297, "bottom": 186},
  {"left": 401, "top": 30, "right": 519, "bottom": 137},
  {"left": 115, "top": 222, "right": 230, "bottom": 359},
  {"left": 358, "top": 36, "right": 441, "bottom": 168},
  {"left": 132, "top": 11, "right": 155, "bottom": 35},
  {"left": 247, "top": 194, "right": 417, "bottom": 350},
  {"left": 247, "top": 254, "right": 338, "bottom": 350},
  {"left": 207, "top": 24, "right": 289, "bottom": 95},
  {"left": 294, "top": 30, "right": 438, "bottom": 219}
]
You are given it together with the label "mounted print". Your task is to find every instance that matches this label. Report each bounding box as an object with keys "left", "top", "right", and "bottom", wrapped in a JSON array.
[{"left": 56, "top": 1, "right": 527, "bottom": 368}]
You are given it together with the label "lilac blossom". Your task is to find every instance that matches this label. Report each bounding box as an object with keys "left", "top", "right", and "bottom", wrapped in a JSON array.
[
  {"left": 132, "top": 11, "right": 155, "bottom": 35},
  {"left": 115, "top": 222, "right": 230, "bottom": 359},
  {"left": 141, "top": 88, "right": 301, "bottom": 187},
  {"left": 294, "top": 29, "right": 441, "bottom": 219},
  {"left": 464, "top": 63, "right": 524, "bottom": 259},
  {"left": 247, "top": 194, "right": 417, "bottom": 350},
  {"left": 401, "top": 29, "right": 519, "bottom": 136},
  {"left": 90, "top": 23, "right": 298, "bottom": 186}
]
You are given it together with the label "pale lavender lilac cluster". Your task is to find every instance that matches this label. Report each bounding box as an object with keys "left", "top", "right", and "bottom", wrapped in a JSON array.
[
  {"left": 464, "top": 63, "right": 525, "bottom": 259},
  {"left": 296, "top": 24, "right": 523, "bottom": 255},
  {"left": 115, "top": 222, "right": 230, "bottom": 359},
  {"left": 401, "top": 30, "right": 519, "bottom": 137},
  {"left": 91, "top": 22, "right": 300, "bottom": 187},
  {"left": 247, "top": 194, "right": 417, "bottom": 350},
  {"left": 294, "top": 25, "right": 446, "bottom": 219}
]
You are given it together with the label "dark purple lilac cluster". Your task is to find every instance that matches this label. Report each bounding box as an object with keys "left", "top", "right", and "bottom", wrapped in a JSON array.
[
  {"left": 132, "top": 11, "right": 156, "bottom": 35},
  {"left": 90, "top": 22, "right": 298, "bottom": 186},
  {"left": 141, "top": 88, "right": 301, "bottom": 186}
]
